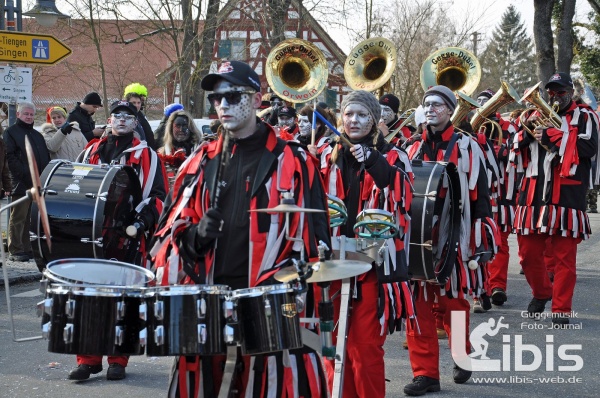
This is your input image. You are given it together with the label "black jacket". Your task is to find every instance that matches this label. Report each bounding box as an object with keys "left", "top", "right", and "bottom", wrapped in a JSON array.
[
  {"left": 67, "top": 103, "right": 96, "bottom": 142},
  {"left": 3, "top": 119, "right": 51, "bottom": 196},
  {"left": 137, "top": 111, "right": 156, "bottom": 150}
]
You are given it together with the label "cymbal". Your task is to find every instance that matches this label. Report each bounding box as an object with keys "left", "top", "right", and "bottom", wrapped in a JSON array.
[
  {"left": 250, "top": 203, "right": 326, "bottom": 213},
  {"left": 274, "top": 260, "right": 371, "bottom": 283},
  {"left": 25, "top": 136, "right": 51, "bottom": 252}
]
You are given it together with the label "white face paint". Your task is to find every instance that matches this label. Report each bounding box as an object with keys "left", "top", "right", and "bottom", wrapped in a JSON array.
[
  {"left": 110, "top": 111, "right": 138, "bottom": 136},
  {"left": 278, "top": 115, "right": 295, "bottom": 128},
  {"left": 380, "top": 105, "right": 395, "bottom": 124},
  {"left": 213, "top": 80, "right": 256, "bottom": 136},
  {"left": 343, "top": 103, "right": 373, "bottom": 142},
  {"left": 423, "top": 94, "right": 452, "bottom": 130},
  {"left": 477, "top": 96, "right": 490, "bottom": 107},
  {"left": 298, "top": 115, "right": 311, "bottom": 136}
]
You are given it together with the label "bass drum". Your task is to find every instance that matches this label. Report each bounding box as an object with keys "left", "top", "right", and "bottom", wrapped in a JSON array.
[
  {"left": 31, "top": 161, "right": 142, "bottom": 268},
  {"left": 409, "top": 160, "right": 461, "bottom": 284}
]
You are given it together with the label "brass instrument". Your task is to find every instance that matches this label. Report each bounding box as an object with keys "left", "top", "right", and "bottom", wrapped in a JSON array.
[
  {"left": 385, "top": 109, "right": 416, "bottom": 143},
  {"left": 518, "top": 82, "right": 562, "bottom": 152},
  {"left": 344, "top": 37, "right": 396, "bottom": 95},
  {"left": 470, "top": 81, "right": 521, "bottom": 132},
  {"left": 450, "top": 92, "right": 480, "bottom": 126},
  {"left": 265, "top": 38, "right": 329, "bottom": 104},
  {"left": 420, "top": 47, "right": 481, "bottom": 95}
]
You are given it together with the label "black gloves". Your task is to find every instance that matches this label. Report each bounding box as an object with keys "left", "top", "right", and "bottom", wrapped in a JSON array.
[
  {"left": 60, "top": 122, "right": 74, "bottom": 135},
  {"left": 178, "top": 208, "right": 224, "bottom": 257}
]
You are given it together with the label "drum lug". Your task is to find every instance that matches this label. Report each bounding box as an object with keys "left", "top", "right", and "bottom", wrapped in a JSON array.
[
  {"left": 197, "top": 298, "right": 207, "bottom": 319},
  {"left": 139, "top": 302, "right": 147, "bottom": 321},
  {"left": 154, "top": 325, "right": 164, "bottom": 346},
  {"left": 139, "top": 328, "right": 147, "bottom": 346},
  {"left": 37, "top": 298, "right": 52, "bottom": 317},
  {"left": 198, "top": 324, "right": 207, "bottom": 344},
  {"left": 63, "top": 323, "right": 74, "bottom": 344},
  {"left": 116, "top": 301, "right": 126, "bottom": 320},
  {"left": 65, "top": 299, "right": 76, "bottom": 318},
  {"left": 264, "top": 298, "right": 272, "bottom": 317},
  {"left": 39, "top": 279, "right": 49, "bottom": 294},
  {"left": 42, "top": 321, "right": 51, "bottom": 339},
  {"left": 29, "top": 233, "right": 38, "bottom": 241},
  {"left": 224, "top": 325, "right": 237, "bottom": 344},
  {"left": 80, "top": 237, "right": 103, "bottom": 247},
  {"left": 115, "top": 326, "right": 124, "bottom": 346},
  {"left": 154, "top": 301, "right": 164, "bottom": 321},
  {"left": 223, "top": 300, "right": 236, "bottom": 321}
]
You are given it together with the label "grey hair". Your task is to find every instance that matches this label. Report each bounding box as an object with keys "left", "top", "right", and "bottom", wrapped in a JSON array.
[{"left": 17, "top": 102, "right": 35, "bottom": 113}]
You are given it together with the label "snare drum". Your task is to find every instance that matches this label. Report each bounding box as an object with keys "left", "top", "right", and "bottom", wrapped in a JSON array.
[
  {"left": 43, "top": 258, "right": 155, "bottom": 286},
  {"left": 42, "top": 284, "right": 147, "bottom": 356},
  {"left": 229, "top": 284, "right": 302, "bottom": 355},
  {"left": 145, "top": 285, "right": 230, "bottom": 356},
  {"left": 31, "top": 161, "right": 142, "bottom": 266}
]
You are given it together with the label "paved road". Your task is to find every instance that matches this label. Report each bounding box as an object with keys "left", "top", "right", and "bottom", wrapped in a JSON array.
[{"left": 1, "top": 214, "right": 599, "bottom": 397}]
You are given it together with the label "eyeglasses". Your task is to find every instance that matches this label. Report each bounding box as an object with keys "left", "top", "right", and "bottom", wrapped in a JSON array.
[
  {"left": 207, "top": 91, "right": 255, "bottom": 106},
  {"left": 423, "top": 102, "right": 446, "bottom": 109},
  {"left": 548, "top": 90, "right": 569, "bottom": 97},
  {"left": 111, "top": 113, "right": 136, "bottom": 121}
]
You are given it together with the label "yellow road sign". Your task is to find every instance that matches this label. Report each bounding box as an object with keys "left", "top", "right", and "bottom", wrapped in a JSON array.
[{"left": 0, "top": 31, "right": 71, "bottom": 65}]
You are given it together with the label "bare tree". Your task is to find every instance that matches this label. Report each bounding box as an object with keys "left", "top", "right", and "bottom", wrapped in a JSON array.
[
  {"left": 533, "top": 0, "right": 556, "bottom": 84},
  {"left": 556, "top": 0, "right": 577, "bottom": 72}
]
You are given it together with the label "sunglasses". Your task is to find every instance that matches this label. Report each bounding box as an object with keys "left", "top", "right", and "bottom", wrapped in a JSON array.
[
  {"left": 207, "top": 91, "right": 256, "bottom": 106},
  {"left": 111, "top": 113, "right": 136, "bottom": 121},
  {"left": 548, "top": 90, "right": 569, "bottom": 97}
]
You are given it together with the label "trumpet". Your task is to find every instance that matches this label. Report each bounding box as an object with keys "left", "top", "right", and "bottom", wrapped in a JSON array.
[
  {"left": 385, "top": 109, "right": 416, "bottom": 143},
  {"left": 450, "top": 92, "right": 480, "bottom": 126},
  {"left": 518, "top": 82, "right": 562, "bottom": 152}
]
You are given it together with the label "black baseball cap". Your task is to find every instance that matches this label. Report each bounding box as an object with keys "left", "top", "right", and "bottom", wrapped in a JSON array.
[
  {"left": 109, "top": 100, "right": 138, "bottom": 115},
  {"left": 545, "top": 72, "right": 573, "bottom": 89},
  {"left": 278, "top": 106, "right": 297, "bottom": 118},
  {"left": 201, "top": 61, "right": 261, "bottom": 92}
]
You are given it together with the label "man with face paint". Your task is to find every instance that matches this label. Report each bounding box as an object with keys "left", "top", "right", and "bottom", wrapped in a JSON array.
[
  {"left": 150, "top": 60, "right": 331, "bottom": 397},
  {"left": 275, "top": 105, "right": 300, "bottom": 140},
  {"left": 513, "top": 72, "right": 599, "bottom": 327},
  {"left": 404, "top": 85, "right": 496, "bottom": 395},
  {"left": 158, "top": 110, "right": 201, "bottom": 187},
  {"left": 320, "top": 90, "right": 415, "bottom": 398},
  {"left": 378, "top": 93, "right": 413, "bottom": 145},
  {"left": 70, "top": 100, "right": 168, "bottom": 381}
]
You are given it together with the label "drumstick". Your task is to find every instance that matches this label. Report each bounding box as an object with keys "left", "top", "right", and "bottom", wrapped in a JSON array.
[
  {"left": 314, "top": 110, "right": 353, "bottom": 147},
  {"left": 212, "top": 130, "right": 231, "bottom": 210}
]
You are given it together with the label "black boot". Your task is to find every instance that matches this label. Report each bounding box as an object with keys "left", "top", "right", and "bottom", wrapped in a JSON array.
[
  {"left": 491, "top": 288, "right": 507, "bottom": 306},
  {"left": 527, "top": 297, "right": 551, "bottom": 317},
  {"left": 453, "top": 363, "right": 472, "bottom": 384},
  {"left": 106, "top": 363, "right": 126, "bottom": 380},
  {"left": 403, "top": 376, "right": 441, "bottom": 396},
  {"left": 68, "top": 364, "right": 103, "bottom": 380}
]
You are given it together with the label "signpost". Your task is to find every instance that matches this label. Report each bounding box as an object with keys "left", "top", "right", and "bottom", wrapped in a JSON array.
[
  {"left": 0, "top": 66, "right": 31, "bottom": 103},
  {"left": 0, "top": 31, "right": 71, "bottom": 65}
]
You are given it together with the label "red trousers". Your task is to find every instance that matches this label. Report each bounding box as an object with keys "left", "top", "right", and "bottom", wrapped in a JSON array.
[
  {"left": 323, "top": 269, "right": 387, "bottom": 398},
  {"left": 517, "top": 233, "right": 580, "bottom": 313},
  {"left": 545, "top": 237, "right": 556, "bottom": 277},
  {"left": 406, "top": 286, "right": 471, "bottom": 379},
  {"left": 488, "top": 230, "right": 511, "bottom": 291},
  {"left": 77, "top": 355, "right": 128, "bottom": 367}
]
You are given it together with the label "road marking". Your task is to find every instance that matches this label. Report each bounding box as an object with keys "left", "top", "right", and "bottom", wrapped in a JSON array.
[{"left": 12, "top": 289, "right": 42, "bottom": 297}]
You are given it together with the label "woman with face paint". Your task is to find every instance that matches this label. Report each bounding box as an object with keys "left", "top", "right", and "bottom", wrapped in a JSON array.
[
  {"left": 403, "top": 85, "right": 497, "bottom": 396},
  {"left": 70, "top": 100, "right": 168, "bottom": 381},
  {"left": 512, "top": 72, "right": 599, "bottom": 328},
  {"left": 158, "top": 110, "right": 201, "bottom": 187},
  {"left": 297, "top": 104, "right": 334, "bottom": 156},
  {"left": 319, "top": 90, "right": 415, "bottom": 398}
]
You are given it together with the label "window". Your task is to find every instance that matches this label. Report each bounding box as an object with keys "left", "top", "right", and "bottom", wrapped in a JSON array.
[{"left": 231, "top": 39, "right": 246, "bottom": 61}]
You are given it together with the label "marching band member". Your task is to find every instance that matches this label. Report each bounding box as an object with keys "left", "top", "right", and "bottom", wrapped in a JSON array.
[
  {"left": 298, "top": 104, "right": 333, "bottom": 155},
  {"left": 150, "top": 61, "right": 331, "bottom": 397},
  {"left": 276, "top": 105, "right": 300, "bottom": 140},
  {"left": 69, "top": 100, "right": 168, "bottom": 381},
  {"left": 320, "top": 90, "right": 415, "bottom": 398},
  {"left": 404, "top": 85, "right": 497, "bottom": 395},
  {"left": 513, "top": 72, "right": 598, "bottom": 326},
  {"left": 378, "top": 93, "right": 413, "bottom": 145}
]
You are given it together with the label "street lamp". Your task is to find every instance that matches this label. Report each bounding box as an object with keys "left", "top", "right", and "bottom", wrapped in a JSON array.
[{"left": 23, "top": 0, "right": 69, "bottom": 27}]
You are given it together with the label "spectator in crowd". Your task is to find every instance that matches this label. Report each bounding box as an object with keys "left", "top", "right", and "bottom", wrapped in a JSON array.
[
  {"left": 40, "top": 106, "right": 87, "bottom": 161},
  {"left": 123, "top": 83, "right": 157, "bottom": 149},
  {"left": 154, "top": 103, "right": 184, "bottom": 148},
  {"left": 3, "top": 102, "right": 50, "bottom": 262},
  {"left": 67, "top": 92, "right": 104, "bottom": 142},
  {"left": 0, "top": 124, "right": 11, "bottom": 199}
]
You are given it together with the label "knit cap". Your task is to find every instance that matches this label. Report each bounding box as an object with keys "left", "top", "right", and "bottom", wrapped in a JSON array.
[
  {"left": 341, "top": 90, "right": 381, "bottom": 123},
  {"left": 422, "top": 85, "right": 457, "bottom": 112}
]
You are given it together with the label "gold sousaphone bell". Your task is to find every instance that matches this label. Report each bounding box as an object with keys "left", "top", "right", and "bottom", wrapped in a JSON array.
[
  {"left": 265, "top": 38, "right": 329, "bottom": 104},
  {"left": 420, "top": 47, "right": 481, "bottom": 96},
  {"left": 344, "top": 37, "right": 397, "bottom": 94}
]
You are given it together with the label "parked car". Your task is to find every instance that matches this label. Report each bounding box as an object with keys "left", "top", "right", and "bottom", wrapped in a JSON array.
[{"left": 148, "top": 118, "right": 213, "bottom": 139}]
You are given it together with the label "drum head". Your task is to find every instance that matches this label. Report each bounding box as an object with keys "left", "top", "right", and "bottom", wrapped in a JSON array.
[{"left": 44, "top": 258, "right": 154, "bottom": 286}]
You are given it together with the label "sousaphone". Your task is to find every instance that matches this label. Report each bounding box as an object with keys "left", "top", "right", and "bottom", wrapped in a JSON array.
[
  {"left": 344, "top": 37, "right": 396, "bottom": 94},
  {"left": 265, "top": 38, "right": 329, "bottom": 103},
  {"left": 420, "top": 47, "right": 481, "bottom": 96}
]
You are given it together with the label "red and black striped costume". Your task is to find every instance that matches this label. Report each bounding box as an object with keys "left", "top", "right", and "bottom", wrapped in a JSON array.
[
  {"left": 405, "top": 124, "right": 497, "bottom": 380},
  {"left": 512, "top": 101, "right": 598, "bottom": 315},
  {"left": 151, "top": 122, "right": 331, "bottom": 397},
  {"left": 319, "top": 134, "right": 415, "bottom": 397}
]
